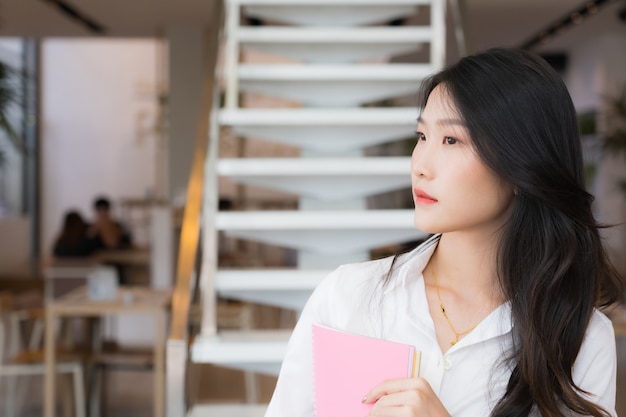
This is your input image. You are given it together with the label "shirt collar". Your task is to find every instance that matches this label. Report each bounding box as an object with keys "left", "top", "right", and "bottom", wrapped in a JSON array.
[{"left": 382, "top": 233, "right": 441, "bottom": 294}]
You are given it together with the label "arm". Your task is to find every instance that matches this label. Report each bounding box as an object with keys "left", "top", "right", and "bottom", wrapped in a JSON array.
[
  {"left": 265, "top": 258, "right": 402, "bottom": 417},
  {"left": 264, "top": 270, "right": 339, "bottom": 417}
]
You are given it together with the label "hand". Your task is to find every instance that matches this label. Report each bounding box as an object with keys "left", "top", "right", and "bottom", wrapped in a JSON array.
[{"left": 363, "top": 377, "right": 451, "bottom": 417}]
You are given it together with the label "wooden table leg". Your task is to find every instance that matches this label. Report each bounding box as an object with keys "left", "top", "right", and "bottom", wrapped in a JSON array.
[
  {"left": 154, "top": 310, "right": 166, "bottom": 417},
  {"left": 44, "top": 307, "right": 56, "bottom": 417},
  {"left": 86, "top": 317, "right": 102, "bottom": 417}
]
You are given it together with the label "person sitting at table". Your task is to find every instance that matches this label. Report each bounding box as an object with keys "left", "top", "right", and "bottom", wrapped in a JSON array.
[
  {"left": 53, "top": 210, "right": 96, "bottom": 257},
  {"left": 86, "top": 196, "right": 132, "bottom": 251}
]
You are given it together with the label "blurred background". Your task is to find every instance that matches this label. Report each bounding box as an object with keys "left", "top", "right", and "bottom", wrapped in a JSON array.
[{"left": 0, "top": 0, "right": 624, "bottom": 416}]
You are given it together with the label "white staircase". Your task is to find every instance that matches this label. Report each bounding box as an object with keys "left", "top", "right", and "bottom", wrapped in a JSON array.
[{"left": 188, "top": 0, "right": 445, "bottom": 415}]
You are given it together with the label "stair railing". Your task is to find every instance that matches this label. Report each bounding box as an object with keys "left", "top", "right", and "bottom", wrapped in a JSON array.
[{"left": 166, "top": 1, "right": 224, "bottom": 416}]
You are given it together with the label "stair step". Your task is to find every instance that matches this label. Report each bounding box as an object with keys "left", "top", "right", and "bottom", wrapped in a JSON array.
[
  {"left": 239, "top": 26, "right": 432, "bottom": 43},
  {"left": 240, "top": 0, "right": 429, "bottom": 26},
  {"left": 239, "top": 63, "right": 431, "bottom": 80},
  {"left": 217, "top": 209, "right": 426, "bottom": 254},
  {"left": 217, "top": 157, "right": 411, "bottom": 200},
  {"left": 191, "top": 329, "right": 291, "bottom": 375},
  {"left": 219, "top": 107, "right": 417, "bottom": 152},
  {"left": 217, "top": 269, "right": 328, "bottom": 290},
  {"left": 217, "top": 209, "right": 418, "bottom": 229},
  {"left": 239, "top": 64, "right": 432, "bottom": 106},
  {"left": 240, "top": 0, "right": 430, "bottom": 4},
  {"left": 216, "top": 269, "right": 329, "bottom": 310},
  {"left": 188, "top": 404, "right": 267, "bottom": 417},
  {"left": 238, "top": 26, "right": 431, "bottom": 63}
]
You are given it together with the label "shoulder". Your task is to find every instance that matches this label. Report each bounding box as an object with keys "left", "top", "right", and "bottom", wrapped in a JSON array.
[
  {"left": 298, "top": 256, "right": 396, "bottom": 335},
  {"left": 310, "top": 236, "right": 437, "bottom": 312},
  {"left": 336, "top": 255, "right": 397, "bottom": 279},
  {"left": 573, "top": 309, "right": 616, "bottom": 378},
  {"left": 314, "top": 256, "right": 397, "bottom": 301},
  {"left": 585, "top": 309, "right": 615, "bottom": 340},
  {"left": 315, "top": 235, "right": 438, "bottom": 298},
  {"left": 571, "top": 310, "right": 618, "bottom": 414}
]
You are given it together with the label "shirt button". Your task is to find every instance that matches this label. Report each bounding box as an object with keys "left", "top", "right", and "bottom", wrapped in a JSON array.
[{"left": 443, "top": 358, "right": 453, "bottom": 370}]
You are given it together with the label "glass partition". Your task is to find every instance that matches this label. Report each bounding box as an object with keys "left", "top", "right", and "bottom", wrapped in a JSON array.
[{"left": 0, "top": 37, "right": 40, "bottom": 259}]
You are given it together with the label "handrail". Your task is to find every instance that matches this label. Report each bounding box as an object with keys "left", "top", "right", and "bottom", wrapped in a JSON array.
[
  {"left": 198, "top": 69, "right": 222, "bottom": 337},
  {"left": 166, "top": 1, "right": 224, "bottom": 416}
]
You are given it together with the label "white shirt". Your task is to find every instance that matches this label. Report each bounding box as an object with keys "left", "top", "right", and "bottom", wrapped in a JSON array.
[{"left": 265, "top": 235, "right": 617, "bottom": 417}]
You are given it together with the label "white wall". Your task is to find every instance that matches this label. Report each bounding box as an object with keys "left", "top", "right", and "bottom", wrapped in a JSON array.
[
  {"left": 41, "top": 38, "right": 160, "bottom": 256},
  {"left": 41, "top": 39, "right": 165, "bottom": 345}
]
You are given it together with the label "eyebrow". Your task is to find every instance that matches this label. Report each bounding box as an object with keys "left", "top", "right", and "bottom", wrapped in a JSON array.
[{"left": 417, "top": 116, "right": 466, "bottom": 127}]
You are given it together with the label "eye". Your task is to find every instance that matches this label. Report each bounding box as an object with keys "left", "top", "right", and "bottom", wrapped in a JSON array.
[
  {"left": 415, "top": 131, "right": 426, "bottom": 142},
  {"left": 444, "top": 136, "right": 458, "bottom": 145}
]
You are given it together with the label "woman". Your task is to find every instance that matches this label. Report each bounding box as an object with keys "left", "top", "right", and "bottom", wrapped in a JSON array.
[
  {"left": 265, "top": 48, "right": 623, "bottom": 416},
  {"left": 53, "top": 210, "right": 96, "bottom": 257}
]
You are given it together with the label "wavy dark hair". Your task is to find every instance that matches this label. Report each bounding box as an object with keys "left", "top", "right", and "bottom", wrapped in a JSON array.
[{"left": 413, "top": 48, "right": 624, "bottom": 416}]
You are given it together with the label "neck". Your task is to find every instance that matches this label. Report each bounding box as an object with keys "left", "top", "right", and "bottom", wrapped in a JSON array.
[{"left": 430, "top": 231, "right": 503, "bottom": 303}]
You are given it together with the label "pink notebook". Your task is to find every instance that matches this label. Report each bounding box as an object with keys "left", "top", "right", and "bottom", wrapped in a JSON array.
[{"left": 312, "top": 324, "right": 421, "bottom": 417}]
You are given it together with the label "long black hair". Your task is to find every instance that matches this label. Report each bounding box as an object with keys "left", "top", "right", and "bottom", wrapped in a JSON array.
[{"left": 414, "top": 48, "right": 623, "bottom": 416}]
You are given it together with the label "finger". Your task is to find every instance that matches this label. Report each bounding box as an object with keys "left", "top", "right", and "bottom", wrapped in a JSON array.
[
  {"left": 368, "top": 405, "right": 410, "bottom": 417},
  {"left": 368, "top": 392, "right": 422, "bottom": 417},
  {"left": 367, "top": 389, "right": 437, "bottom": 417},
  {"left": 363, "top": 377, "right": 432, "bottom": 404},
  {"left": 371, "top": 390, "right": 415, "bottom": 408}
]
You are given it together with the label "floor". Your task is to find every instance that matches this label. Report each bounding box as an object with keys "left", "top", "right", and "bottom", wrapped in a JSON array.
[
  {"left": 3, "top": 336, "right": 625, "bottom": 416},
  {"left": 1, "top": 364, "right": 275, "bottom": 417}
]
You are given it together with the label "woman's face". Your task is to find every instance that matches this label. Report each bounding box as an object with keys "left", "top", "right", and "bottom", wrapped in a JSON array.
[{"left": 411, "top": 85, "right": 515, "bottom": 237}]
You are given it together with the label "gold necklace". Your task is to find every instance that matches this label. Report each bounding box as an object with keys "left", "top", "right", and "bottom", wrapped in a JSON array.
[{"left": 431, "top": 267, "right": 478, "bottom": 346}]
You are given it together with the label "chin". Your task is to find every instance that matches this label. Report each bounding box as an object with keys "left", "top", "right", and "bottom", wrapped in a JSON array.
[{"left": 413, "top": 213, "right": 439, "bottom": 234}]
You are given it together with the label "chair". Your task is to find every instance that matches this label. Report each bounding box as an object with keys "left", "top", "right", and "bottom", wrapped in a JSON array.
[
  {"left": 0, "top": 292, "right": 86, "bottom": 417},
  {"left": 88, "top": 340, "right": 155, "bottom": 417}
]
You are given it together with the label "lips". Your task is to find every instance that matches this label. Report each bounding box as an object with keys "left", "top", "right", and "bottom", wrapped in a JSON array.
[{"left": 413, "top": 188, "right": 438, "bottom": 205}]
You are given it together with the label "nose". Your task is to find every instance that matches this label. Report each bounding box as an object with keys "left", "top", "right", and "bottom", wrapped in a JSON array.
[{"left": 411, "top": 142, "right": 434, "bottom": 179}]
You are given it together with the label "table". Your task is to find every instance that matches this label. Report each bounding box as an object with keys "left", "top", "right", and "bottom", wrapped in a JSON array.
[
  {"left": 44, "top": 286, "right": 171, "bottom": 417},
  {"left": 43, "top": 248, "right": 151, "bottom": 299},
  {"left": 43, "top": 259, "right": 99, "bottom": 302}
]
